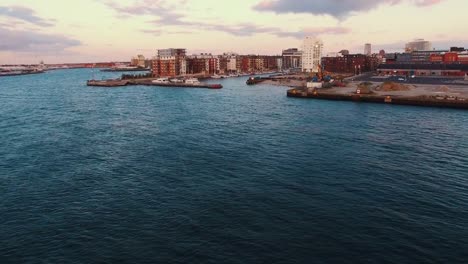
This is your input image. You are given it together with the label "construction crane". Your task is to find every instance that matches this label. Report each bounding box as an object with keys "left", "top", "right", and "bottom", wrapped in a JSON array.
[{"left": 310, "top": 64, "right": 332, "bottom": 82}]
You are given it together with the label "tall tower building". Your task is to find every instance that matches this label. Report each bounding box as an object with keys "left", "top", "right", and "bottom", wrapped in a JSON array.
[
  {"left": 301, "top": 37, "right": 323, "bottom": 73},
  {"left": 364, "top": 43, "right": 372, "bottom": 56}
]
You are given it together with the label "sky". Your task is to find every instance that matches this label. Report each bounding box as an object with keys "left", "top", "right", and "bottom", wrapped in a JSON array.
[{"left": 0, "top": 0, "right": 467, "bottom": 64}]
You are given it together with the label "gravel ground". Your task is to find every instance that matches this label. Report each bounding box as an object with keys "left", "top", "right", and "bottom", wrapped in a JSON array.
[{"left": 324, "top": 82, "right": 468, "bottom": 98}]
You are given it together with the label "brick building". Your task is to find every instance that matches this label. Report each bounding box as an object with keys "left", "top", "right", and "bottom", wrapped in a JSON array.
[
  {"left": 322, "top": 54, "right": 371, "bottom": 73},
  {"left": 151, "top": 48, "right": 186, "bottom": 77}
]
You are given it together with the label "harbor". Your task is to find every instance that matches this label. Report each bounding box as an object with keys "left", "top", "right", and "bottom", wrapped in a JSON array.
[
  {"left": 3, "top": 67, "right": 468, "bottom": 264},
  {"left": 242, "top": 69, "right": 468, "bottom": 110}
]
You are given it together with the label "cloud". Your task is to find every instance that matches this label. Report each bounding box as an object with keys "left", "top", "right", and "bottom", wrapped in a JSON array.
[
  {"left": 304, "top": 27, "right": 352, "bottom": 35},
  {"left": 140, "top": 29, "right": 194, "bottom": 36},
  {"left": 101, "top": 0, "right": 188, "bottom": 19},
  {"left": 146, "top": 20, "right": 351, "bottom": 39},
  {"left": 253, "top": 0, "right": 445, "bottom": 18},
  {"left": 102, "top": 0, "right": 193, "bottom": 27},
  {"left": 0, "top": 6, "right": 55, "bottom": 27},
  {"left": 0, "top": 27, "right": 81, "bottom": 52},
  {"left": 415, "top": 0, "right": 444, "bottom": 6},
  {"left": 103, "top": 0, "right": 350, "bottom": 39},
  {"left": 206, "top": 23, "right": 279, "bottom": 37},
  {"left": 147, "top": 13, "right": 192, "bottom": 26},
  {"left": 275, "top": 27, "right": 351, "bottom": 38},
  {"left": 140, "top": 29, "right": 164, "bottom": 36}
]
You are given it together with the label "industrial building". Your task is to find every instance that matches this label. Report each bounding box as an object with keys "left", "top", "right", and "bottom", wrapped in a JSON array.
[
  {"left": 384, "top": 49, "right": 468, "bottom": 65},
  {"left": 379, "top": 44, "right": 468, "bottom": 77},
  {"left": 377, "top": 64, "right": 468, "bottom": 77}
]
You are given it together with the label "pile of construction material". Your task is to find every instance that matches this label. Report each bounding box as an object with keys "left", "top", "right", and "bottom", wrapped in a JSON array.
[
  {"left": 357, "top": 82, "right": 374, "bottom": 94},
  {"left": 378, "top": 82, "right": 410, "bottom": 92},
  {"left": 434, "top": 85, "right": 452, "bottom": 93}
]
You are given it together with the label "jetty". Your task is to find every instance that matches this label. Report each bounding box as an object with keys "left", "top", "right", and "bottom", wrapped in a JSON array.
[
  {"left": 0, "top": 69, "right": 45, "bottom": 77},
  {"left": 100, "top": 67, "right": 149, "bottom": 72},
  {"left": 86, "top": 78, "right": 222, "bottom": 89},
  {"left": 287, "top": 81, "right": 468, "bottom": 109},
  {"left": 87, "top": 79, "right": 129, "bottom": 87},
  {"left": 133, "top": 80, "right": 222, "bottom": 89}
]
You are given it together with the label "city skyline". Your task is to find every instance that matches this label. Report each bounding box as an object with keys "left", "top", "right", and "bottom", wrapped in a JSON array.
[{"left": 1, "top": 0, "right": 467, "bottom": 64}]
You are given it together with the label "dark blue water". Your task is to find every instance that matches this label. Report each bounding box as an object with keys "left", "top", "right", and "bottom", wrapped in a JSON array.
[{"left": 1, "top": 69, "right": 468, "bottom": 263}]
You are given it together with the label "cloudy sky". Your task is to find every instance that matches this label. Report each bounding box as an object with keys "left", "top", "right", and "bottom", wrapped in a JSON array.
[{"left": 0, "top": 0, "right": 467, "bottom": 64}]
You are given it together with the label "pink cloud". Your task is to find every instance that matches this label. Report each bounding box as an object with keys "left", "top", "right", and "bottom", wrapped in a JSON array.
[
  {"left": 415, "top": 0, "right": 444, "bottom": 6},
  {"left": 253, "top": 0, "right": 446, "bottom": 18}
]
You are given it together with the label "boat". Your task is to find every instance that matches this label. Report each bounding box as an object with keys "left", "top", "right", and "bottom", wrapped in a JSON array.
[
  {"left": 184, "top": 78, "right": 201, "bottom": 85},
  {"left": 246, "top": 76, "right": 265, "bottom": 85},
  {"left": 169, "top": 78, "right": 184, "bottom": 83},
  {"left": 152, "top": 78, "right": 170, "bottom": 84}
]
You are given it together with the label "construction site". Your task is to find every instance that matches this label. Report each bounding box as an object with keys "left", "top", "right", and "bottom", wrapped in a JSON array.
[
  {"left": 286, "top": 78, "right": 468, "bottom": 109},
  {"left": 246, "top": 64, "right": 468, "bottom": 109}
]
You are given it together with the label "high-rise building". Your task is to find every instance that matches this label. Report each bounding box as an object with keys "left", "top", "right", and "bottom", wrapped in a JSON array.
[
  {"left": 364, "top": 43, "right": 372, "bottom": 56},
  {"left": 405, "top": 39, "right": 432, "bottom": 52},
  {"left": 301, "top": 37, "right": 323, "bottom": 73}
]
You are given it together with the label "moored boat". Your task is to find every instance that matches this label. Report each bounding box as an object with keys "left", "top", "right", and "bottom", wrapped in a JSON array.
[
  {"left": 184, "top": 78, "right": 201, "bottom": 85},
  {"left": 152, "top": 78, "right": 170, "bottom": 84}
]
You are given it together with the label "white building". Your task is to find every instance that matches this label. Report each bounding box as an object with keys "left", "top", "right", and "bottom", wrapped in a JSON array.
[
  {"left": 276, "top": 58, "right": 283, "bottom": 71},
  {"left": 179, "top": 58, "right": 187, "bottom": 75},
  {"left": 301, "top": 37, "right": 323, "bottom": 73},
  {"left": 364, "top": 43, "right": 372, "bottom": 56},
  {"left": 131, "top": 55, "right": 146, "bottom": 68},
  {"left": 227, "top": 56, "right": 237, "bottom": 72},
  {"left": 405, "top": 39, "right": 432, "bottom": 52}
]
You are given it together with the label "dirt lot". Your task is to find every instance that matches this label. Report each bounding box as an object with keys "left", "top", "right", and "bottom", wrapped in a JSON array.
[
  {"left": 262, "top": 78, "right": 307, "bottom": 87},
  {"left": 323, "top": 81, "right": 468, "bottom": 99}
]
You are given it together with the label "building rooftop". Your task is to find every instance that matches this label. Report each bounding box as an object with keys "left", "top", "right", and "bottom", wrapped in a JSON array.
[{"left": 378, "top": 64, "right": 468, "bottom": 70}]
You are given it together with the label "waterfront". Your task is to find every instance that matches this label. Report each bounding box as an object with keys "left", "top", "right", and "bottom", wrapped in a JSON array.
[{"left": 1, "top": 69, "right": 468, "bottom": 263}]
